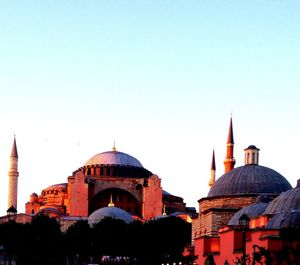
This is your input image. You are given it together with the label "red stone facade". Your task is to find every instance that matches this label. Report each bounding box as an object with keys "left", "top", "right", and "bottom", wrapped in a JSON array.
[
  {"left": 194, "top": 216, "right": 300, "bottom": 265},
  {"left": 26, "top": 166, "right": 163, "bottom": 220},
  {"left": 195, "top": 195, "right": 257, "bottom": 237}
]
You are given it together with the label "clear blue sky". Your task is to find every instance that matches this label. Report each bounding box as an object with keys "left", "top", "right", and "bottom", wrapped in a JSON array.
[{"left": 0, "top": 1, "right": 299, "bottom": 215}]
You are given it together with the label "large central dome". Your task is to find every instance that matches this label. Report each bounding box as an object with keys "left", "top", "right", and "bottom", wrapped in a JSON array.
[
  {"left": 208, "top": 164, "right": 292, "bottom": 197},
  {"left": 84, "top": 150, "right": 143, "bottom": 168}
]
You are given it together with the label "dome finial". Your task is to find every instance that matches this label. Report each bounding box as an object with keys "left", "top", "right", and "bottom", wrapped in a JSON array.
[
  {"left": 108, "top": 194, "right": 115, "bottom": 207},
  {"left": 112, "top": 140, "right": 116, "bottom": 152}
]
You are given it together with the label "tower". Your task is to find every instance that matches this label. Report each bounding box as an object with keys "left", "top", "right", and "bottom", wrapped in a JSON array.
[
  {"left": 8, "top": 136, "right": 19, "bottom": 212},
  {"left": 244, "top": 145, "right": 260, "bottom": 165},
  {"left": 208, "top": 149, "right": 216, "bottom": 187},
  {"left": 224, "top": 117, "right": 236, "bottom": 173}
]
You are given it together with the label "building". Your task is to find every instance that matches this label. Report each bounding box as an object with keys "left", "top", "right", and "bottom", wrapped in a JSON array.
[
  {"left": 23, "top": 144, "right": 192, "bottom": 228},
  {"left": 193, "top": 118, "right": 299, "bottom": 265}
]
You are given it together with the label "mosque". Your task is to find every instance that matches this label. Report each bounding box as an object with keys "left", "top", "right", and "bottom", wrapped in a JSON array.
[
  {"left": 193, "top": 118, "right": 300, "bottom": 264},
  {"left": 2, "top": 117, "right": 300, "bottom": 264},
  {"left": 2, "top": 138, "right": 194, "bottom": 228}
]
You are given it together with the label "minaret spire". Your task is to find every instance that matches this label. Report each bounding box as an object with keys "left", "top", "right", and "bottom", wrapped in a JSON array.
[
  {"left": 224, "top": 116, "right": 236, "bottom": 173},
  {"left": 8, "top": 135, "right": 19, "bottom": 212},
  {"left": 227, "top": 116, "right": 234, "bottom": 145},
  {"left": 11, "top": 135, "right": 18, "bottom": 158},
  {"left": 209, "top": 149, "right": 216, "bottom": 187}
]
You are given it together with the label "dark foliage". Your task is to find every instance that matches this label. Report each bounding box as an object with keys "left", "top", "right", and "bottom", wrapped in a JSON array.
[
  {"left": 0, "top": 214, "right": 64, "bottom": 265},
  {"left": 0, "top": 215, "right": 192, "bottom": 265}
]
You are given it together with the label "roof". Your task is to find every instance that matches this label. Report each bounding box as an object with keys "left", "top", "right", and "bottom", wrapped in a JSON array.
[
  {"left": 11, "top": 136, "right": 18, "bottom": 158},
  {"left": 266, "top": 210, "right": 300, "bottom": 229},
  {"left": 228, "top": 202, "right": 269, "bottom": 226},
  {"left": 44, "top": 183, "right": 68, "bottom": 190},
  {"left": 88, "top": 206, "right": 134, "bottom": 226},
  {"left": 211, "top": 150, "right": 216, "bottom": 170},
  {"left": 244, "top": 145, "right": 260, "bottom": 150},
  {"left": 84, "top": 150, "right": 143, "bottom": 168},
  {"left": 162, "top": 190, "right": 172, "bottom": 196},
  {"left": 227, "top": 117, "right": 234, "bottom": 144},
  {"left": 264, "top": 180, "right": 300, "bottom": 215},
  {"left": 208, "top": 165, "right": 292, "bottom": 197}
]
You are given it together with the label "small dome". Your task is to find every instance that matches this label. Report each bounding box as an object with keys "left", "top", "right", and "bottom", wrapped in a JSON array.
[
  {"left": 30, "top": 193, "right": 38, "bottom": 203},
  {"left": 266, "top": 210, "right": 300, "bottom": 229},
  {"left": 84, "top": 151, "right": 143, "bottom": 168},
  {"left": 44, "top": 183, "right": 67, "bottom": 190},
  {"left": 244, "top": 145, "right": 259, "bottom": 150},
  {"left": 228, "top": 202, "right": 269, "bottom": 226},
  {"left": 88, "top": 206, "right": 134, "bottom": 226},
  {"left": 208, "top": 165, "right": 292, "bottom": 197},
  {"left": 154, "top": 214, "right": 169, "bottom": 220},
  {"left": 264, "top": 180, "right": 300, "bottom": 215}
]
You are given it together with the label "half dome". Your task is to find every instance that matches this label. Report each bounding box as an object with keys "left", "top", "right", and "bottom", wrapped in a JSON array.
[
  {"left": 265, "top": 210, "right": 300, "bottom": 229},
  {"left": 88, "top": 206, "right": 134, "bottom": 226},
  {"left": 228, "top": 202, "right": 269, "bottom": 226},
  {"left": 264, "top": 180, "right": 300, "bottom": 215},
  {"left": 208, "top": 165, "right": 292, "bottom": 197},
  {"left": 84, "top": 150, "right": 143, "bottom": 168}
]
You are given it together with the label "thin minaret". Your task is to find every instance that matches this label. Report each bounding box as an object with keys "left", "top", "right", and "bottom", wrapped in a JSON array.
[
  {"left": 224, "top": 117, "right": 236, "bottom": 173},
  {"left": 208, "top": 149, "right": 216, "bottom": 188},
  {"left": 8, "top": 135, "right": 19, "bottom": 212}
]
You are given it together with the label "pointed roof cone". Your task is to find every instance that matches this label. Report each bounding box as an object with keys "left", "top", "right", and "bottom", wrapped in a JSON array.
[
  {"left": 11, "top": 135, "right": 18, "bottom": 158},
  {"left": 211, "top": 149, "right": 216, "bottom": 171},
  {"left": 7, "top": 206, "right": 17, "bottom": 214},
  {"left": 227, "top": 116, "right": 234, "bottom": 144}
]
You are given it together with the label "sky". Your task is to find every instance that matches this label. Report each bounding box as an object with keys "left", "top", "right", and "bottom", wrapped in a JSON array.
[{"left": 0, "top": 1, "right": 300, "bottom": 215}]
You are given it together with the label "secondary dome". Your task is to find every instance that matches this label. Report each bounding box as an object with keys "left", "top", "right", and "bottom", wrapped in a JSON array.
[
  {"left": 228, "top": 202, "right": 269, "bottom": 226},
  {"left": 208, "top": 165, "right": 292, "bottom": 197},
  {"left": 88, "top": 206, "right": 134, "bottom": 226},
  {"left": 265, "top": 210, "right": 300, "bottom": 229},
  {"left": 264, "top": 179, "right": 300, "bottom": 215},
  {"left": 84, "top": 150, "right": 143, "bottom": 168}
]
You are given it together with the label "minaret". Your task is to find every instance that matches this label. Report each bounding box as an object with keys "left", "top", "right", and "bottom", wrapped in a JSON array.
[
  {"left": 208, "top": 149, "right": 216, "bottom": 187},
  {"left": 224, "top": 117, "right": 236, "bottom": 173},
  {"left": 8, "top": 136, "right": 19, "bottom": 212}
]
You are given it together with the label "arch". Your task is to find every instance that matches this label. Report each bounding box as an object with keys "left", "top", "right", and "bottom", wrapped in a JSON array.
[{"left": 89, "top": 188, "right": 142, "bottom": 217}]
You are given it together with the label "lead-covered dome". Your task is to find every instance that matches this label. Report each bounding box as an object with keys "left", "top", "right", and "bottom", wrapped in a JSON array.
[
  {"left": 264, "top": 179, "right": 300, "bottom": 216},
  {"left": 208, "top": 165, "right": 292, "bottom": 197},
  {"left": 228, "top": 202, "right": 269, "bottom": 226},
  {"left": 88, "top": 206, "right": 134, "bottom": 226},
  {"left": 84, "top": 150, "right": 143, "bottom": 168},
  {"left": 265, "top": 210, "right": 300, "bottom": 229}
]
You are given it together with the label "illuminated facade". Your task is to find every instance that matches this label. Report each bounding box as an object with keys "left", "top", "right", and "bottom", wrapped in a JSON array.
[
  {"left": 193, "top": 119, "right": 299, "bottom": 265},
  {"left": 25, "top": 146, "right": 193, "bottom": 224}
]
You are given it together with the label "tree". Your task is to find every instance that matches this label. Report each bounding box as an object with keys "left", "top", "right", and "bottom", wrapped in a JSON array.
[
  {"left": 30, "top": 214, "right": 64, "bottom": 265},
  {"left": 64, "top": 220, "right": 93, "bottom": 265},
  {"left": 141, "top": 216, "right": 192, "bottom": 265}
]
